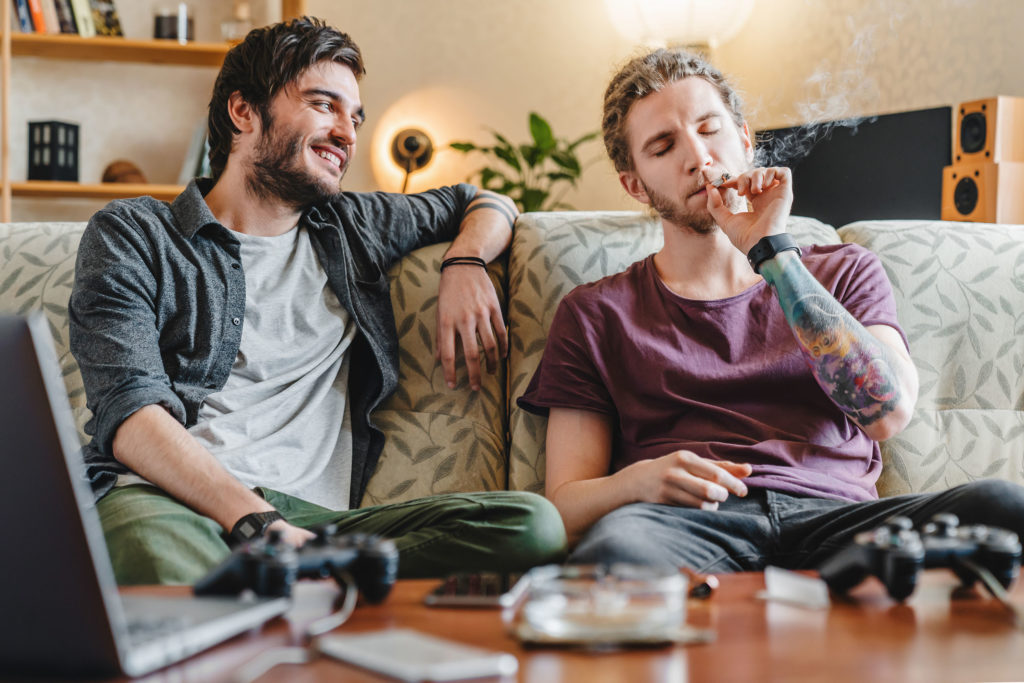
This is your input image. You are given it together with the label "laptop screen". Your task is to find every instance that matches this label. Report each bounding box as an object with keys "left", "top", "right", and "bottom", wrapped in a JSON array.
[{"left": 0, "top": 313, "right": 124, "bottom": 675}]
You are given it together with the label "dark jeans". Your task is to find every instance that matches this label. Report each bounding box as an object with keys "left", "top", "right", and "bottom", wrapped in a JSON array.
[{"left": 569, "top": 480, "right": 1024, "bottom": 572}]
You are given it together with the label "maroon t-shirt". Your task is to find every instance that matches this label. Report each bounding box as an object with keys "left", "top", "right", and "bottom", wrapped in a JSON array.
[{"left": 518, "top": 244, "right": 909, "bottom": 503}]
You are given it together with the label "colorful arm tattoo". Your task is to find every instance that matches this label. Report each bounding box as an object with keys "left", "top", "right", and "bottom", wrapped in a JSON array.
[{"left": 760, "top": 251, "right": 902, "bottom": 426}]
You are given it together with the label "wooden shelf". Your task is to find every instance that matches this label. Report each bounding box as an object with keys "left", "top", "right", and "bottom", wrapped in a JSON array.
[
  {"left": 10, "top": 33, "right": 229, "bottom": 67},
  {"left": 12, "top": 181, "right": 183, "bottom": 202}
]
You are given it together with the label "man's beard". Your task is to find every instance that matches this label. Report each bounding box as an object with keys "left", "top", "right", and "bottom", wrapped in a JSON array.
[
  {"left": 642, "top": 180, "right": 716, "bottom": 234},
  {"left": 246, "top": 118, "right": 347, "bottom": 210}
]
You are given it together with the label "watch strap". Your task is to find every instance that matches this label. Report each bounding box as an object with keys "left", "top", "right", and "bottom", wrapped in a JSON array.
[
  {"left": 746, "top": 233, "right": 802, "bottom": 274},
  {"left": 228, "top": 510, "right": 284, "bottom": 546}
]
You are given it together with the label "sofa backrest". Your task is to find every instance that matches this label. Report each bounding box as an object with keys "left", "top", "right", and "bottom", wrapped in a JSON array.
[
  {"left": 0, "top": 222, "right": 89, "bottom": 441},
  {"left": 363, "top": 243, "right": 509, "bottom": 506},
  {"left": 505, "top": 211, "right": 842, "bottom": 494},
  {"left": 0, "top": 222, "right": 508, "bottom": 508},
  {"left": 838, "top": 220, "right": 1024, "bottom": 498}
]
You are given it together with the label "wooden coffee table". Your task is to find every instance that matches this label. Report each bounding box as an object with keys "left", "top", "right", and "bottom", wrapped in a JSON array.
[{"left": 117, "top": 571, "right": 1024, "bottom": 682}]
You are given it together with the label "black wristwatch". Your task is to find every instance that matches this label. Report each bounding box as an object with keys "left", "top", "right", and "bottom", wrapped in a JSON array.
[
  {"left": 746, "top": 234, "right": 802, "bottom": 274},
  {"left": 227, "top": 510, "right": 284, "bottom": 546}
]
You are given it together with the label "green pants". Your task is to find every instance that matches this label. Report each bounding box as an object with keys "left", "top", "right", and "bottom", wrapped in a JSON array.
[{"left": 97, "top": 485, "right": 568, "bottom": 585}]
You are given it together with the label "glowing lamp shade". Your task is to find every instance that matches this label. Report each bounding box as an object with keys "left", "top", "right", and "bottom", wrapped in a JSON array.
[{"left": 604, "top": 0, "right": 754, "bottom": 49}]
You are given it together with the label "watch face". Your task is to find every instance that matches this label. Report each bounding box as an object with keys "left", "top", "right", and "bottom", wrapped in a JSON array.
[{"left": 237, "top": 520, "right": 260, "bottom": 539}]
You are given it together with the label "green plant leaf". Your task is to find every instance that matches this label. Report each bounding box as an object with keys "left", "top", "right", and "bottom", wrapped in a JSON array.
[
  {"left": 522, "top": 188, "right": 548, "bottom": 212},
  {"left": 450, "top": 142, "right": 477, "bottom": 152},
  {"left": 550, "top": 150, "right": 581, "bottom": 175},
  {"left": 569, "top": 131, "right": 600, "bottom": 149},
  {"left": 494, "top": 145, "right": 522, "bottom": 172},
  {"left": 529, "top": 112, "right": 556, "bottom": 151},
  {"left": 521, "top": 144, "right": 544, "bottom": 168}
]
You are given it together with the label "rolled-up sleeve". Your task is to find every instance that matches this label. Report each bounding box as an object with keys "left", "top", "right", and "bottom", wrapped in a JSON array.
[{"left": 69, "top": 210, "right": 185, "bottom": 458}]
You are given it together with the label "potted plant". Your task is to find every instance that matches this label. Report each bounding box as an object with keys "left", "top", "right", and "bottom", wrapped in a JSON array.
[{"left": 451, "top": 112, "right": 599, "bottom": 213}]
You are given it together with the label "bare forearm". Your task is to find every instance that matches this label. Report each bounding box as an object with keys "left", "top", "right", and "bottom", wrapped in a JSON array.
[
  {"left": 760, "top": 251, "right": 914, "bottom": 438},
  {"left": 445, "top": 190, "right": 516, "bottom": 261},
  {"left": 548, "top": 469, "right": 639, "bottom": 548},
  {"left": 111, "top": 405, "right": 274, "bottom": 531}
]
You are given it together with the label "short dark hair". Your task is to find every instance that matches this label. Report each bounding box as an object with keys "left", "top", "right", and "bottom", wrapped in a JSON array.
[
  {"left": 602, "top": 48, "right": 745, "bottom": 173},
  {"left": 207, "top": 17, "right": 365, "bottom": 181}
]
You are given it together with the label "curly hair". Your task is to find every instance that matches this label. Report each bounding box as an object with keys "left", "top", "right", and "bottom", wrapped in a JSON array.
[
  {"left": 602, "top": 48, "right": 745, "bottom": 173},
  {"left": 207, "top": 17, "right": 365, "bottom": 181}
]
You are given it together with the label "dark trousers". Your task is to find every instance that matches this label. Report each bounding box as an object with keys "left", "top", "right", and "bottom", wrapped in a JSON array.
[{"left": 569, "top": 480, "right": 1024, "bottom": 572}]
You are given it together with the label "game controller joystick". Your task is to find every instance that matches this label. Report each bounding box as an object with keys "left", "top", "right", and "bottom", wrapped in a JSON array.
[
  {"left": 920, "top": 513, "right": 1021, "bottom": 590},
  {"left": 194, "top": 525, "right": 399, "bottom": 603},
  {"left": 818, "top": 514, "right": 1022, "bottom": 601},
  {"left": 817, "top": 516, "right": 924, "bottom": 601}
]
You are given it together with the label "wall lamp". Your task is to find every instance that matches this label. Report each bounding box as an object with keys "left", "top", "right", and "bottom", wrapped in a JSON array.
[{"left": 391, "top": 128, "right": 434, "bottom": 193}]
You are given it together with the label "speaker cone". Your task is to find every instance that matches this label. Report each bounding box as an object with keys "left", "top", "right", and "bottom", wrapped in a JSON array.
[
  {"left": 953, "top": 176, "right": 979, "bottom": 215},
  {"left": 960, "top": 112, "right": 987, "bottom": 155}
]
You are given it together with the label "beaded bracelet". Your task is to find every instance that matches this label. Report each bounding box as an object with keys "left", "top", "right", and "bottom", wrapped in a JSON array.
[{"left": 440, "top": 256, "right": 487, "bottom": 272}]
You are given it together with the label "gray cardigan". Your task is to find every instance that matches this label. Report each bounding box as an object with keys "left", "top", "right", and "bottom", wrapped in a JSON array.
[{"left": 69, "top": 178, "right": 478, "bottom": 505}]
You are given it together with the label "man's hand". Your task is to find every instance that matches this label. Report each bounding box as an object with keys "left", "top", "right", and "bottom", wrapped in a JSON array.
[
  {"left": 706, "top": 166, "right": 794, "bottom": 257},
  {"left": 436, "top": 263, "right": 508, "bottom": 391},
  {"left": 267, "top": 519, "right": 316, "bottom": 547},
  {"left": 627, "top": 450, "right": 752, "bottom": 510}
]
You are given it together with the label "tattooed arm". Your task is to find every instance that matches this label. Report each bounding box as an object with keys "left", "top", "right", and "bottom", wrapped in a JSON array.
[
  {"left": 759, "top": 251, "right": 918, "bottom": 440},
  {"left": 706, "top": 166, "right": 917, "bottom": 441}
]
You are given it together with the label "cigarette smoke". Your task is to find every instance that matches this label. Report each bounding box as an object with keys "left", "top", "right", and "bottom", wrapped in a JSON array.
[{"left": 754, "top": 0, "right": 900, "bottom": 168}]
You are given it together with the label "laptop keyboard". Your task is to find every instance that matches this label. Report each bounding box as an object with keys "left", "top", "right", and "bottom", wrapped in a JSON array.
[{"left": 126, "top": 615, "right": 193, "bottom": 645}]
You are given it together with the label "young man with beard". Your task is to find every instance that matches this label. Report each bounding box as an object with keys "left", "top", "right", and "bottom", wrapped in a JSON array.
[
  {"left": 518, "top": 48, "right": 1024, "bottom": 572},
  {"left": 69, "top": 18, "right": 566, "bottom": 584}
]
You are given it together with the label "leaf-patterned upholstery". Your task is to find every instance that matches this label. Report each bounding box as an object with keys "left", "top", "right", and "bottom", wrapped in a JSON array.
[
  {"left": 506, "top": 212, "right": 841, "bottom": 494},
  {"left": 2, "top": 214, "right": 1021, "bottom": 509},
  {"left": 837, "top": 220, "right": 1024, "bottom": 497},
  {"left": 362, "top": 242, "right": 509, "bottom": 506},
  {"left": 0, "top": 222, "right": 89, "bottom": 440}
]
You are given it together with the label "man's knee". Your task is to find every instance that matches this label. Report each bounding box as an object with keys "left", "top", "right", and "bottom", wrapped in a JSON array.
[
  {"left": 569, "top": 504, "right": 677, "bottom": 568},
  {"left": 947, "top": 479, "right": 1024, "bottom": 536},
  {"left": 492, "top": 491, "right": 568, "bottom": 568},
  {"left": 98, "top": 486, "right": 229, "bottom": 585}
]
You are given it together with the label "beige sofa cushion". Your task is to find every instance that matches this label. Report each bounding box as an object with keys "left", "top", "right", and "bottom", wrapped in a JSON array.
[
  {"left": 0, "top": 222, "right": 89, "bottom": 441},
  {"left": 506, "top": 211, "right": 841, "bottom": 494},
  {"left": 838, "top": 220, "right": 1024, "bottom": 497},
  {"left": 361, "top": 242, "right": 509, "bottom": 506}
]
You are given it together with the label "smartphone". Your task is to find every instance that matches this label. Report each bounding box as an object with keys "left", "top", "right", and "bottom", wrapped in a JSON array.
[
  {"left": 317, "top": 628, "right": 518, "bottom": 682},
  {"left": 423, "top": 571, "right": 529, "bottom": 608}
]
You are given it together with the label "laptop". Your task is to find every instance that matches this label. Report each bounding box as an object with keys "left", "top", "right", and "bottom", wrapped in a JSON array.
[{"left": 0, "top": 313, "right": 290, "bottom": 677}]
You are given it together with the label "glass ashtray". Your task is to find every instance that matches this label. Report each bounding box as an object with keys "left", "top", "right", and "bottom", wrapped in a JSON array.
[{"left": 506, "top": 564, "right": 712, "bottom": 647}]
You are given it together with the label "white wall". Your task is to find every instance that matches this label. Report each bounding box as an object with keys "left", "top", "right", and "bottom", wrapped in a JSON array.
[{"left": 9, "top": 0, "right": 1023, "bottom": 221}]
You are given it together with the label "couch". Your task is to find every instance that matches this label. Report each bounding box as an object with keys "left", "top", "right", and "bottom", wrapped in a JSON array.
[{"left": 1, "top": 212, "right": 1021, "bottom": 507}]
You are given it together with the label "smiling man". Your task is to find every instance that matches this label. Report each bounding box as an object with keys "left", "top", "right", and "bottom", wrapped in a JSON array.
[
  {"left": 518, "top": 48, "right": 1024, "bottom": 572},
  {"left": 69, "top": 18, "right": 565, "bottom": 585}
]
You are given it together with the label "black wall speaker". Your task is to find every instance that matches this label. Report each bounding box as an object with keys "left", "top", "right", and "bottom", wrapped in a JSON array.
[{"left": 756, "top": 107, "right": 951, "bottom": 228}]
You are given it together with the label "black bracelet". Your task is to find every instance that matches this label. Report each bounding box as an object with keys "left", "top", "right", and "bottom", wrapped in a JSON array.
[
  {"left": 746, "top": 234, "right": 802, "bottom": 274},
  {"left": 440, "top": 256, "right": 487, "bottom": 272}
]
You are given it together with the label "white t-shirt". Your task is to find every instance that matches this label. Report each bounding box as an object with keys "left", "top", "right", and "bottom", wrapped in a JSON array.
[{"left": 118, "top": 224, "right": 357, "bottom": 510}]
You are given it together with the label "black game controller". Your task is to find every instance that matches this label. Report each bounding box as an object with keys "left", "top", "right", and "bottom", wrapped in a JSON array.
[
  {"left": 818, "top": 514, "right": 1022, "bottom": 601},
  {"left": 194, "top": 525, "right": 399, "bottom": 603}
]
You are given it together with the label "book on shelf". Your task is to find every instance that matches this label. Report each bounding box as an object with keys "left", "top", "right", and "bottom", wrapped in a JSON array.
[
  {"left": 25, "top": 0, "right": 47, "bottom": 32},
  {"left": 88, "top": 0, "right": 121, "bottom": 37},
  {"left": 68, "top": 0, "right": 94, "bottom": 36},
  {"left": 52, "top": 0, "right": 78, "bottom": 33},
  {"left": 39, "top": 0, "right": 61, "bottom": 34},
  {"left": 12, "top": 0, "right": 34, "bottom": 32}
]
